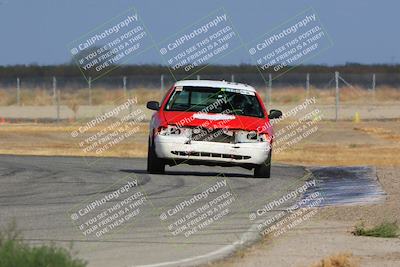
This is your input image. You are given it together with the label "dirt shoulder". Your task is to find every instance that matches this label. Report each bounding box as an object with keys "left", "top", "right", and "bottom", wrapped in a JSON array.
[
  {"left": 205, "top": 119, "right": 400, "bottom": 267},
  {"left": 206, "top": 167, "right": 400, "bottom": 267},
  {"left": 0, "top": 120, "right": 399, "bottom": 167}
]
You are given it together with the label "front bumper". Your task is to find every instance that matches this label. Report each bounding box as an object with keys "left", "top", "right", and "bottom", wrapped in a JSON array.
[{"left": 154, "top": 135, "right": 270, "bottom": 165}]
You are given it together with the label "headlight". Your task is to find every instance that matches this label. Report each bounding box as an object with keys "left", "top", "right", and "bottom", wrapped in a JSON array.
[
  {"left": 235, "top": 131, "right": 270, "bottom": 143},
  {"left": 258, "top": 133, "right": 271, "bottom": 142},
  {"left": 159, "top": 125, "right": 190, "bottom": 136},
  {"left": 247, "top": 131, "right": 257, "bottom": 140},
  {"left": 169, "top": 126, "right": 181, "bottom": 135}
]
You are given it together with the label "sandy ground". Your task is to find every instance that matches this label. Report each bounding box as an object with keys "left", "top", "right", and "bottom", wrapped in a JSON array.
[
  {"left": 1, "top": 103, "right": 400, "bottom": 121},
  {"left": 203, "top": 119, "right": 400, "bottom": 267},
  {"left": 275, "top": 119, "right": 400, "bottom": 167},
  {"left": 0, "top": 120, "right": 399, "bottom": 166},
  {"left": 205, "top": 167, "right": 400, "bottom": 267}
]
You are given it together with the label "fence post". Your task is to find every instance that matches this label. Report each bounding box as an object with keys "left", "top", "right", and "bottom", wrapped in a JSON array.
[
  {"left": 372, "top": 73, "right": 376, "bottom": 102},
  {"left": 88, "top": 77, "right": 92, "bottom": 106},
  {"left": 268, "top": 73, "right": 272, "bottom": 106},
  {"left": 123, "top": 76, "right": 127, "bottom": 98},
  {"left": 128, "top": 89, "right": 133, "bottom": 115},
  {"left": 56, "top": 89, "right": 60, "bottom": 123},
  {"left": 52, "top": 76, "right": 57, "bottom": 105},
  {"left": 306, "top": 73, "right": 310, "bottom": 98},
  {"left": 231, "top": 74, "right": 235, "bottom": 82},
  {"left": 160, "top": 74, "right": 164, "bottom": 92},
  {"left": 197, "top": 75, "right": 200, "bottom": 80},
  {"left": 335, "top": 71, "right": 339, "bottom": 121},
  {"left": 16, "top": 77, "right": 20, "bottom": 106}
]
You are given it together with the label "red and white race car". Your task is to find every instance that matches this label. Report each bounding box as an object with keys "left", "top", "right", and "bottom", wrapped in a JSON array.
[{"left": 146, "top": 80, "right": 282, "bottom": 178}]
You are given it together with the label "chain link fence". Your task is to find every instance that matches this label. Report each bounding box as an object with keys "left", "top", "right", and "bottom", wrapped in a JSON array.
[
  {"left": 1, "top": 71, "right": 399, "bottom": 122},
  {"left": 1, "top": 72, "right": 400, "bottom": 91}
]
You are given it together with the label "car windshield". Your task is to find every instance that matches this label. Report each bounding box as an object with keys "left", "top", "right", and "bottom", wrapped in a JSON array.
[{"left": 164, "top": 86, "right": 264, "bottom": 118}]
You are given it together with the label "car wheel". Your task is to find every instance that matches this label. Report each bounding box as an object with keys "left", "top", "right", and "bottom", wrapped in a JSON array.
[
  {"left": 254, "top": 149, "right": 271, "bottom": 178},
  {"left": 147, "top": 137, "right": 165, "bottom": 174}
]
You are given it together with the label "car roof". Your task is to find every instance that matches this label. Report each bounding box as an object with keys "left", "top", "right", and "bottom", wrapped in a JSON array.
[{"left": 174, "top": 80, "right": 256, "bottom": 92}]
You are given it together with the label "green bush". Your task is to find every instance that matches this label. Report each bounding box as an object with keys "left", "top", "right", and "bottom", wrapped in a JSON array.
[
  {"left": 352, "top": 221, "right": 399, "bottom": 238},
  {"left": 0, "top": 221, "right": 87, "bottom": 267}
]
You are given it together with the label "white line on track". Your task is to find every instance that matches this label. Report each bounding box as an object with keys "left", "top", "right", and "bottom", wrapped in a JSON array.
[{"left": 133, "top": 220, "right": 263, "bottom": 267}]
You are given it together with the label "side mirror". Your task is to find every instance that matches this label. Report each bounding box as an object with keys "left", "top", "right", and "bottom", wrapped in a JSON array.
[
  {"left": 146, "top": 101, "right": 160, "bottom": 111},
  {"left": 268, "top": 109, "right": 282, "bottom": 119}
]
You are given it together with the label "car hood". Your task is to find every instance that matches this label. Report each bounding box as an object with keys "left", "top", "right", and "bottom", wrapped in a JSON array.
[{"left": 162, "top": 111, "right": 272, "bottom": 133}]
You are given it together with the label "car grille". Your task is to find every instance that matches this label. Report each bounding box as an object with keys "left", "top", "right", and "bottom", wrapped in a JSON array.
[
  {"left": 191, "top": 128, "right": 234, "bottom": 143},
  {"left": 171, "top": 151, "right": 251, "bottom": 160}
]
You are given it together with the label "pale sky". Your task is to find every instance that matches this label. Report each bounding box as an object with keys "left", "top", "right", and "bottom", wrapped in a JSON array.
[{"left": 0, "top": 0, "right": 398, "bottom": 65}]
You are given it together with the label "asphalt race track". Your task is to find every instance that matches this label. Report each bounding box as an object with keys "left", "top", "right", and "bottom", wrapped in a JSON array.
[
  {"left": 0, "top": 155, "right": 309, "bottom": 267},
  {"left": 0, "top": 156, "right": 385, "bottom": 267}
]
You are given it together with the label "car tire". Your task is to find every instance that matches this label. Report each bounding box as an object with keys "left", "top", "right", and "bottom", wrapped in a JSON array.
[
  {"left": 147, "top": 137, "right": 165, "bottom": 174},
  {"left": 254, "top": 149, "right": 271, "bottom": 178}
]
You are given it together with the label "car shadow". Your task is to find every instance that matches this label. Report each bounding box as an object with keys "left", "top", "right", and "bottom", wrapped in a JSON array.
[{"left": 119, "top": 169, "right": 253, "bottom": 178}]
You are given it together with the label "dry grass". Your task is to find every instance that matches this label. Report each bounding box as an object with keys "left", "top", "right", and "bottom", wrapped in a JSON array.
[
  {"left": 310, "top": 253, "right": 359, "bottom": 267},
  {"left": 0, "top": 121, "right": 399, "bottom": 167},
  {"left": 257, "top": 85, "right": 400, "bottom": 104},
  {"left": 375, "top": 86, "right": 400, "bottom": 101},
  {"left": 275, "top": 144, "right": 400, "bottom": 167},
  {"left": 1, "top": 86, "right": 400, "bottom": 106},
  {"left": 273, "top": 120, "right": 400, "bottom": 167},
  {"left": 354, "top": 126, "right": 400, "bottom": 142},
  {"left": 0, "top": 87, "right": 165, "bottom": 106},
  {"left": 0, "top": 123, "right": 148, "bottom": 158}
]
